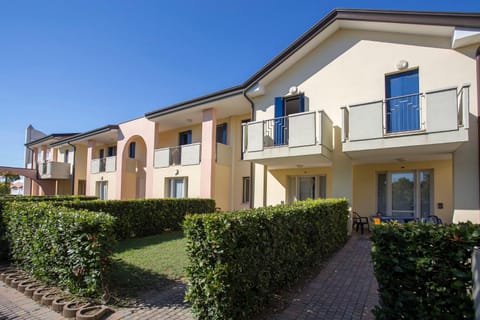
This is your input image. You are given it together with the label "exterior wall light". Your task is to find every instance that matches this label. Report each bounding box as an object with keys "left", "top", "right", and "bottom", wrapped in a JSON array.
[{"left": 396, "top": 60, "right": 409, "bottom": 70}]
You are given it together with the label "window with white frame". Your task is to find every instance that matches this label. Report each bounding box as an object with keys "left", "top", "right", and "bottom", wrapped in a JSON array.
[
  {"left": 166, "top": 177, "right": 188, "bottom": 198},
  {"left": 288, "top": 175, "right": 326, "bottom": 203}
]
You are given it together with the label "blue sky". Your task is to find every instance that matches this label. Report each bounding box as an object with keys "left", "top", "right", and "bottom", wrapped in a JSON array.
[{"left": 1, "top": 0, "right": 479, "bottom": 167}]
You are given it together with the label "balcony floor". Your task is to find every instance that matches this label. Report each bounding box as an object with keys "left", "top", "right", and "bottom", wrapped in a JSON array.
[{"left": 244, "top": 152, "right": 332, "bottom": 170}]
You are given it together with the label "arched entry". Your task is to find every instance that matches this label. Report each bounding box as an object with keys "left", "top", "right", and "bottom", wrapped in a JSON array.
[{"left": 121, "top": 136, "right": 147, "bottom": 199}]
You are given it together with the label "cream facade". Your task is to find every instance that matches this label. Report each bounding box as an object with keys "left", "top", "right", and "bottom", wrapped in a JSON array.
[{"left": 23, "top": 9, "right": 480, "bottom": 222}]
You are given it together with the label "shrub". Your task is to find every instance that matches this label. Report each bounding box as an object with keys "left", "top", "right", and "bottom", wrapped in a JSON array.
[
  {"left": 0, "top": 195, "right": 98, "bottom": 260},
  {"left": 64, "top": 198, "right": 215, "bottom": 240},
  {"left": 184, "top": 198, "right": 349, "bottom": 320},
  {"left": 4, "top": 201, "right": 115, "bottom": 297},
  {"left": 371, "top": 222, "right": 479, "bottom": 320}
]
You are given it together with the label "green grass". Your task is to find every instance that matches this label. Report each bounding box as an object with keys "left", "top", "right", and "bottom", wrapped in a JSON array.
[{"left": 107, "top": 231, "right": 188, "bottom": 301}]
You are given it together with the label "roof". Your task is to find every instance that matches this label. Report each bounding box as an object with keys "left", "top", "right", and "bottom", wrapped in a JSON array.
[
  {"left": 25, "top": 133, "right": 79, "bottom": 147},
  {"left": 145, "top": 84, "right": 244, "bottom": 119},
  {"left": 50, "top": 125, "right": 120, "bottom": 147},
  {"left": 145, "top": 8, "right": 480, "bottom": 119}
]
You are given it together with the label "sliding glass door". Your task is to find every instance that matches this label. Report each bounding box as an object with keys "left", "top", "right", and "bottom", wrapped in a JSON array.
[{"left": 377, "top": 170, "right": 432, "bottom": 218}]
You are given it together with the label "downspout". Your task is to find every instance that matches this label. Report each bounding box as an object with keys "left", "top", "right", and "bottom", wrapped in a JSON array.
[
  {"left": 67, "top": 142, "right": 76, "bottom": 196},
  {"left": 243, "top": 87, "right": 255, "bottom": 209},
  {"left": 476, "top": 47, "right": 480, "bottom": 207}
]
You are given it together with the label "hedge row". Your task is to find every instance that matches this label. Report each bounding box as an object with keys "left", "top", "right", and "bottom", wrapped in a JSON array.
[
  {"left": 371, "top": 222, "right": 479, "bottom": 319},
  {"left": 4, "top": 201, "right": 115, "bottom": 296},
  {"left": 64, "top": 198, "right": 216, "bottom": 240},
  {"left": 184, "top": 198, "right": 349, "bottom": 320},
  {"left": 0, "top": 196, "right": 97, "bottom": 261}
]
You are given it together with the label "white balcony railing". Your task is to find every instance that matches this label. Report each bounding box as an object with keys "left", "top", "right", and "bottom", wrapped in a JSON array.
[
  {"left": 242, "top": 111, "right": 333, "bottom": 154},
  {"left": 154, "top": 143, "right": 201, "bottom": 168},
  {"left": 91, "top": 156, "right": 116, "bottom": 174},
  {"left": 38, "top": 161, "right": 71, "bottom": 179},
  {"left": 342, "top": 85, "right": 470, "bottom": 142}
]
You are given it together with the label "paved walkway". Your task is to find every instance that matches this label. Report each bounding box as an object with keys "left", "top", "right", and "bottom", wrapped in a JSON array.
[
  {"left": 0, "top": 234, "right": 377, "bottom": 320},
  {"left": 266, "top": 233, "right": 378, "bottom": 320}
]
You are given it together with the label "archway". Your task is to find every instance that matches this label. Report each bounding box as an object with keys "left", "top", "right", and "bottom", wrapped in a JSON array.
[{"left": 120, "top": 136, "right": 147, "bottom": 199}]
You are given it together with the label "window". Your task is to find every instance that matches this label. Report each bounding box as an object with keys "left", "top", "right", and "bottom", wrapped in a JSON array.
[
  {"left": 99, "top": 148, "right": 105, "bottom": 159},
  {"left": 179, "top": 130, "right": 192, "bottom": 145},
  {"left": 107, "top": 146, "right": 117, "bottom": 157},
  {"left": 166, "top": 177, "right": 188, "bottom": 198},
  {"left": 288, "top": 175, "right": 326, "bottom": 203},
  {"left": 242, "top": 177, "right": 250, "bottom": 203},
  {"left": 377, "top": 170, "right": 433, "bottom": 218},
  {"left": 96, "top": 181, "right": 108, "bottom": 200},
  {"left": 216, "top": 123, "right": 227, "bottom": 144},
  {"left": 129, "top": 142, "right": 136, "bottom": 158},
  {"left": 78, "top": 180, "right": 86, "bottom": 196},
  {"left": 385, "top": 69, "right": 420, "bottom": 133},
  {"left": 64, "top": 149, "right": 69, "bottom": 163},
  {"left": 274, "top": 94, "right": 305, "bottom": 145}
]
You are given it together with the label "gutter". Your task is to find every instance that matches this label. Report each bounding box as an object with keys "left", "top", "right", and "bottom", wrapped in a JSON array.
[{"left": 243, "top": 87, "right": 256, "bottom": 209}]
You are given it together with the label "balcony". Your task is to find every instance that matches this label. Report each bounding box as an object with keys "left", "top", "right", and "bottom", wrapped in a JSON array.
[
  {"left": 39, "top": 161, "right": 71, "bottom": 179},
  {"left": 242, "top": 111, "right": 333, "bottom": 168},
  {"left": 341, "top": 85, "right": 470, "bottom": 160},
  {"left": 154, "top": 143, "right": 201, "bottom": 168},
  {"left": 91, "top": 156, "right": 116, "bottom": 174}
]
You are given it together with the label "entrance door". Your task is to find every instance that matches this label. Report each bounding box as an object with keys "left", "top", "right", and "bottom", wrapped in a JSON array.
[{"left": 385, "top": 70, "right": 420, "bottom": 133}]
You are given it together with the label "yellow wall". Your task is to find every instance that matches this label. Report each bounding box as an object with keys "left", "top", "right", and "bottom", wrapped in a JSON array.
[
  {"left": 266, "top": 167, "right": 333, "bottom": 206},
  {"left": 156, "top": 124, "right": 202, "bottom": 148},
  {"left": 89, "top": 172, "right": 117, "bottom": 200},
  {"left": 214, "top": 164, "right": 231, "bottom": 210},
  {"left": 74, "top": 145, "right": 87, "bottom": 195},
  {"left": 152, "top": 164, "right": 202, "bottom": 198},
  {"left": 352, "top": 159, "right": 453, "bottom": 223}
]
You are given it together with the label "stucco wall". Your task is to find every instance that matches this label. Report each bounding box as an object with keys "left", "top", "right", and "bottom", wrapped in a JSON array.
[
  {"left": 352, "top": 159, "right": 453, "bottom": 223},
  {"left": 152, "top": 164, "right": 202, "bottom": 198}
]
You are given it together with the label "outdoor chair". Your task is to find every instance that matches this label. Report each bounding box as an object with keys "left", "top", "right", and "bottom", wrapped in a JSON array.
[
  {"left": 352, "top": 211, "right": 370, "bottom": 234},
  {"left": 420, "top": 215, "right": 443, "bottom": 224}
]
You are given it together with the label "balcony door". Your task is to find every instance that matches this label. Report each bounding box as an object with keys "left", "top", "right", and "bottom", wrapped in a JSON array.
[
  {"left": 385, "top": 69, "right": 419, "bottom": 133},
  {"left": 377, "top": 170, "right": 433, "bottom": 218},
  {"left": 274, "top": 94, "right": 305, "bottom": 145}
]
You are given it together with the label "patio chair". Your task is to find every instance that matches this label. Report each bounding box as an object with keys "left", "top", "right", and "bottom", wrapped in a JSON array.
[
  {"left": 352, "top": 211, "right": 370, "bottom": 234},
  {"left": 421, "top": 215, "right": 443, "bottom": 224}
]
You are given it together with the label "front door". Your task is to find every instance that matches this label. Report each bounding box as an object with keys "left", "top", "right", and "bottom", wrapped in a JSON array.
[{"left": 385, "top": 69, "right": 420, "bottom": 133}]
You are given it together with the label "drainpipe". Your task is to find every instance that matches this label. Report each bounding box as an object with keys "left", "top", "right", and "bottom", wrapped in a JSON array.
[
  {"left": 67, "top": 142, "right": 76, "bottom": 195},
  {"left": 243, "top": 88, "right": 255, "bottom": 209},
  {"left": 476, "top": 47, "right": 480, "bottom": 207}
]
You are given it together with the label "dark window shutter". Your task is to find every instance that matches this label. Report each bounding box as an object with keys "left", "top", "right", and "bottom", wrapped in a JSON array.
[{"left": 274, "top": 97, "right": 284, "bottom": 118}]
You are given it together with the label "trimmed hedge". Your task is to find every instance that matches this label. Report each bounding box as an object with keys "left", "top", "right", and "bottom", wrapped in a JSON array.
[
  {"left": 4, "top": 201, "right": 115, "bottom": 296},
  {"left": 0, "top": 195, "right": 98, "bottom": 260},
  {"left": 184, "top": 198, "right": 349, "bottom": 320},
  {"left": 371, "top": 222, "right": 479, "bottom": 319},
  {"left": 64, "top": 198, "right": 215, "bottom": 240}
]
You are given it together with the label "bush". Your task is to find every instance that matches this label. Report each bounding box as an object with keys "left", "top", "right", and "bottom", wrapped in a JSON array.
[
  {"left": 4, "top": 201, "right": 115, "bottom": 297},
  {"left": 371, "top": 222, "right": 479, "bottom": 320},
  {"left": 0, "top": 195, "right": 98, "bottom": 260},
  {"left": 184, "top": 198, "right": 349, "bottom": 320},
  {"left": 64, "top": 198, "right": 215, "bottom": 240}
]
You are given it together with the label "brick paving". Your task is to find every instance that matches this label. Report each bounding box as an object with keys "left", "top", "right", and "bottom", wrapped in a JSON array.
[
  {"left": 266, "top": 233, "right": 378, "bottom": 320},
  {"left": 0, "top": 234, "right": 377, "bottom": 320}
]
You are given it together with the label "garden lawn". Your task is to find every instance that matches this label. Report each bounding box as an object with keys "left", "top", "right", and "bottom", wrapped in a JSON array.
[{"left": 108, "top": 231, "right": 187, "bottom": 299}]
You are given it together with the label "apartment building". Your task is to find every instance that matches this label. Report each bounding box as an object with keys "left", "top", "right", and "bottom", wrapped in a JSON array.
[{"left": 24, "top": 9, "right": 480, "bottom": 222}]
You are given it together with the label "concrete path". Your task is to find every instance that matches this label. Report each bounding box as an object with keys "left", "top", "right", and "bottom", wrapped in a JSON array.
[{"left": 0, "top": 234, "right": 377, "bottom": 320}]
